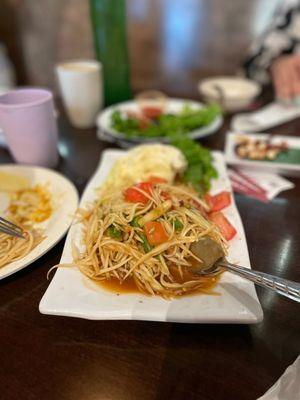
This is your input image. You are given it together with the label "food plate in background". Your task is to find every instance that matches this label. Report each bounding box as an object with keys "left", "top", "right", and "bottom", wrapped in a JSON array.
[
  {"left": 39, "top": 149, "right": 263, "bottom": 323},
  {"left": 0, "top": 165, "right": 78, "bottom": 279},
  {"left": 225, "top": 132, "right": 300, "bottom": 177},
  {"left": 96, "top": 99, "right": 223, "bottom": 144}
]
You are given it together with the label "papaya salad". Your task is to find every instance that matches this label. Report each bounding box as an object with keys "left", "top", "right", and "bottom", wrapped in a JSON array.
[{"left": 61, "top": 144, "right": 236, "bottom": 298}]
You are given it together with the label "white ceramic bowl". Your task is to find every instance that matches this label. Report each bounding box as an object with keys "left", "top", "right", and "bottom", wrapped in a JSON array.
[{"left": 198, "top": 76, "right": 261, "bottom": 113}]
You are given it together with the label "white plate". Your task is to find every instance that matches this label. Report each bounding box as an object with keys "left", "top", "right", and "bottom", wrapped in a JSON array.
[
  {"left": 225, "top": 132, "right": 300, "bottom": 177},
  {"left": 96, "top": 99, "right": 223, "bottom": 144},
  {"left": 39, "top": 149, "right": 263, "bottom": 323},
  {"left": 0, "top": 165, "right": 78, "bottom": 279}
]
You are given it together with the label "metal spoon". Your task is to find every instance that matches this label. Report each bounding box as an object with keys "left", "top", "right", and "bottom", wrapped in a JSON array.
[{"left": 190, "top": 236, "right": 300, "bottom": 303}]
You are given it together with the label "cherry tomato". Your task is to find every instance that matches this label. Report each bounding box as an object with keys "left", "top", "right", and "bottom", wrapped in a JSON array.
[
  {"left": 144, "top": 221, "right": 169, "bottom": 245},
  {"left": 124, "top": 182, "right": 153, "bottom": 204},
  {"left": 141, "top": 106, "right": 163, "bottom": 119},
  {"left": 208, "top": 211, "right": 237, "bottom": 241},
  {"left": 205, "top": 191, "right": 231, "bottom": 212},
  {"left": 147, "top": 176, "right": 167, "bottom": 184}
]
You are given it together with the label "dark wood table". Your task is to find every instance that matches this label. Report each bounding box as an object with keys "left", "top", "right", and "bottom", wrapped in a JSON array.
[{"left": 0, "top": 100, "right": 299, "bottom": 400}]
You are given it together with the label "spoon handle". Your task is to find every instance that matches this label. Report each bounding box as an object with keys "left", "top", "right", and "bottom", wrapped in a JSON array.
[{"left": 220, "top": 261, "right": 300, "bottom": 303}]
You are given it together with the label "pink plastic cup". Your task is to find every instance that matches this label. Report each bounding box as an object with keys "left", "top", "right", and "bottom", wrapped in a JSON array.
[{"left": 0, "top": 88, "right": 59, "bottom": 167}]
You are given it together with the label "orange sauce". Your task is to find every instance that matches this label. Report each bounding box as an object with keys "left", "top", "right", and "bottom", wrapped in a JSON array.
[
  {"left": 169, "top": 265, "right": 221, "bottom": 296},
  {"left": 97, "top": 266, "right": 222, "bottom": 297},
  {"left": 98, "top": 276, "right": 139, "bottom": 294}
]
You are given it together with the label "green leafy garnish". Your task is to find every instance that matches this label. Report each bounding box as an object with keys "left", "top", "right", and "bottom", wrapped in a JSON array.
[
  {"left": 170, "top": 135, "right": 218, "bottom": 194},
  {"left": 111, "top": 110, "right": 140, "bottom": 136},
  {"left": 111, "top": 104, "right": 221, "bottom": 139}
]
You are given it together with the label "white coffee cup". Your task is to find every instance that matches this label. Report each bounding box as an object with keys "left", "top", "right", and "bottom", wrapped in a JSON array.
[{"left": 56, "top": 60, "right": 103, "bottom": 129}]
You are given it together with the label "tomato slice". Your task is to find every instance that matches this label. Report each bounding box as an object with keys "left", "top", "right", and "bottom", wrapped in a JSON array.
[
  {"left": 208, "top": 212, "right": 237, "bottom": 241},
  {"left": 124, "top": 182, "right": 153, "bottom": 204},
  {"left": 141, "top": 106, "right": 163, "bottom": 119},
  {"left": 205, "top": 191, "right": 231, "bottom": 212},
  {"left": 147, "top": 176, "right": 167, "bottom": 184},
  {"left": 147, "top": 177, "right": 169, "bottom": 199},
  {"left": 144, "top": 221, "right": 169, "bottom": 246}
]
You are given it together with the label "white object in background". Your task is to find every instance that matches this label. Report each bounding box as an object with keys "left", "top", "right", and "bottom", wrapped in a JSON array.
[
  {"left": 225, "top": 132, "right": 300, "bottom": 178},
  {"left": 257, "top": 355, "right": 300, "bottom": 400},
  {"left": 231, "top": 102, "right": 300, "bottom": 132},
  {"left": 238, "top": 170, "right": 295, "bottom": 200},
  {"left": 198, "top": 76, "right": 261, "bottom": 112},
  {"left": 56, "top": 60, "right": 103, "bottom": 129},
  {"left": 39, "top": 150, "right": 263, "bottom": 323}
]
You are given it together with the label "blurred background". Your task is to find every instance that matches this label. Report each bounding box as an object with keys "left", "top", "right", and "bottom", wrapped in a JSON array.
[{"left": 0, "top": 0, "right": 278, "bottom": 97}]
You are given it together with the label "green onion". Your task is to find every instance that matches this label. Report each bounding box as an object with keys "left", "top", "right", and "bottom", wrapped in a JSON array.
[
  {"left": 130, "top": 216, "right": 141, "bottom": 228},
  {"left": 139, "top": 233, "right": 152, "bottom": 253},
  {"left": 130, "top": 217, "right": 152, "bottom": 252},
  {"left": 107, "top": 225, "right": 122, "bottom": 240},
  {"left": 174, "top": 219, "right": 183, "bottom": 232}
]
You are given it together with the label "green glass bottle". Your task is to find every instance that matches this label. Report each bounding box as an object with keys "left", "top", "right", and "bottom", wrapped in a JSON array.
[{"left": 90, "top": 0, "right": 132, "bottom": 106}]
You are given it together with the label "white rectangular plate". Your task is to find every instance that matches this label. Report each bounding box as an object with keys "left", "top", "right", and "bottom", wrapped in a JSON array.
[
  {"left": 225, "top": 131, "right": 300, "bottom": 177},
  {"left": 39, "top": 150, "right": 263, "bottom": 323}
]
